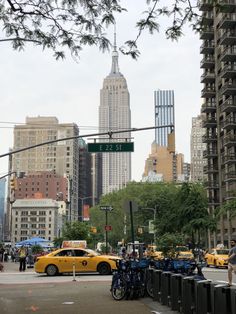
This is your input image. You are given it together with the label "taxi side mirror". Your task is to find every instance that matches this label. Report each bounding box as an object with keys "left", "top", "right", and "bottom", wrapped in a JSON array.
[{"left": 87, "top": 253, "right": 95, "bottom": 257}]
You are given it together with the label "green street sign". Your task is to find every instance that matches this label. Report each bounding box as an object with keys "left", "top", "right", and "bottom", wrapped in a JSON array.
[{"left": 88, "top": 142, "right": 134, "bottom": 153}]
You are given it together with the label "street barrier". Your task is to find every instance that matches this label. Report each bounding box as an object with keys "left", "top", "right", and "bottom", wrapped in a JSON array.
[
  {"left": 170, "top": 273, "right": 183, "bottom": 312},
  {"left": 161, "top": 271, "right": 172, "bottom": 306}
]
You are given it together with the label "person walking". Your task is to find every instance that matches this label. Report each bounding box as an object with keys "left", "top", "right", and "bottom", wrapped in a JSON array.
[
  {"left": 228, "top": 239, "right": 236, "bottom": 286},
  {"left": 19, "top": 246, "right": 27, "bottom": 272}
]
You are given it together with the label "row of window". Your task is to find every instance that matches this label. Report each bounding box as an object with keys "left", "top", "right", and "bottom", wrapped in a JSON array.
[{"left": 16, "top": 211, "right": 52, "bottom": 215}]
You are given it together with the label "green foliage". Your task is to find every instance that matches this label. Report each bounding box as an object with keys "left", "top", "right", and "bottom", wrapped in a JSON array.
[
  {"left": 53, "top": 237, "right": 64, "bottom": 248},
  {"left": 31, "top": 244, "right": 44, "bottom": 254},
  {"left": 62, "top": 221, "right": 90, "bottom": 241},
  {"left": 216, "top": 200, "right": 236, "bottom": 220},
  {"left": 156, "top": 233, "right": 185, "bottom": 258},
  {"left": 90, "top": 181, "right": 213, "bottom": 249},
  {"left": 0, "top": 1, "right": 203, "bottom": 59}
]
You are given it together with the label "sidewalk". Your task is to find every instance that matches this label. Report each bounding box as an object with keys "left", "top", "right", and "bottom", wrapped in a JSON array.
[{"left": 1, "top": 260, "right": 33, "bottom": 273}]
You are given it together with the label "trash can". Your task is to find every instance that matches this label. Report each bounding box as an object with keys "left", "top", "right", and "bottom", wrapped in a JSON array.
[
  {"left": 212, "top": 284, "right": 234, "bottom": 314},
  {"left": 170, "top": 273, "right": 184, "bottom": 311},
  {"left": 195, "top": 280, "right": 213, "bottom": 314},
  {"left": 161, "top": 271, "right": 172, "bottom": 306},
  {"left": 153, "top": 269, "right": 162, "bottom": 302},
  {"left": 182, "top": 276, "right": 196, "bottom": 314}
]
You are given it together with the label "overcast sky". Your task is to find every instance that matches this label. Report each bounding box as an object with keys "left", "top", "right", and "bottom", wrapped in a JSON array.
[{"left": 0, "top": 0, "right": 201, "bottom": 182}]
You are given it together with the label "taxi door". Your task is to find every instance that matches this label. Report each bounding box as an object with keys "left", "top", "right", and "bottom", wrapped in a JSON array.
[
  {"left": 74, "top": 249, "right": 94, "bottom": 272},
  {"left": 54, "top": 249, "right": 75, "bottom": 273}
]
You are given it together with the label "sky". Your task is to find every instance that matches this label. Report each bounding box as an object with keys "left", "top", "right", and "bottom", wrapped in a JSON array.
[{"left": 0, "top": 1, "right": 202, "bottom": 182}]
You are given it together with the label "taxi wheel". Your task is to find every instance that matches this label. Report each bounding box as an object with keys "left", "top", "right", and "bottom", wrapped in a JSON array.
[
  {"left": 46, "top": 264, "right": 58, "bottom": 276},
  {"left": 97, "top": 262, "right": 111, "bottom": 275},
  {"left": 214, "top": 260, "right": 218, "bottom": 268}
]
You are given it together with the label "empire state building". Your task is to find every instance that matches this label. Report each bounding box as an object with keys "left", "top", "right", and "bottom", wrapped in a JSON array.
[{"left": 99, "top": 34, "right": 131, "bottom": 194}]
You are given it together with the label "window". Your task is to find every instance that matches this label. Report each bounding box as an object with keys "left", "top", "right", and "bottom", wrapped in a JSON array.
[{"left": 74, "top": 250, "right": 87, "bottom": 257}]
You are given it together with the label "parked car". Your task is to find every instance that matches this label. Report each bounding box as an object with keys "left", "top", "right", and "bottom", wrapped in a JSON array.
[
  {"left": 205, "top": 248, "right": 229, "bottom": 268},
  {"left": 34, "top": 247, "right": 120, "bottom": 276}
]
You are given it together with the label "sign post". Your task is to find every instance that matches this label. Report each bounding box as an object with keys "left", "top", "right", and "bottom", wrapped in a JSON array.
[{"left": 100, "top": 205, "right": 113, "bottom": 254}]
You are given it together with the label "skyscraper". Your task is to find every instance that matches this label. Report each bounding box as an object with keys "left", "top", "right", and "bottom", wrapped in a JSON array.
[
  {"left": 99, "top": 33, "right": 131, "bottom": 194},
  {"left": 154, "top": 90, "right": 175, "bottom": 146},
  {"left": 200, "top": 1, "right": 236, "bottom": 246},
  {"left": 11, "top": 116, "right": 79, "bottom": 220},
  {"left": 190, "top": 115, "right": 207, "bottom": 182}
]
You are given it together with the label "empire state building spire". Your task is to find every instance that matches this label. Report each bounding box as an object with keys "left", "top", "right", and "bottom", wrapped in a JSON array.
[{"left": 110, "top": 24, "right": 122, "bottom": 76}]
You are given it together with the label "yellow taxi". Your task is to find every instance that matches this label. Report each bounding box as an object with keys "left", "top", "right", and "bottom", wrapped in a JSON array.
[
  {"left": 146, "top": 245, "right": 163, "bottom": 259},
  {"left": 34, "top": 248, "right": 120, "bottom": 276},
  {"left": 205, "top": 248, "right": 229, "bottom": 268},
  {"left": 175, "top": 246, "right": 194, "bottom": 260}
]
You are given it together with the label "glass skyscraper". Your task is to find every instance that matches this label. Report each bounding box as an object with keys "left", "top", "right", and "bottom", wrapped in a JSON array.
[{"left": 154, "top": 90, "right": 175, "bottom": 146}]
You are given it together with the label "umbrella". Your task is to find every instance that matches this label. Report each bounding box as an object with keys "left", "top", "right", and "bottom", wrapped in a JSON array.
[{"left": 16, "top": 237, "right": 50, "bottom": 246}]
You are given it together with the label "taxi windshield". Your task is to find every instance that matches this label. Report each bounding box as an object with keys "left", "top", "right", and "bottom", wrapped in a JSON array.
[
  {"left": 176, "top": 246, "right": 189, "bottom": 252},
  {"left": 216, "top": 249, "right": 229, "bottom": 255}
]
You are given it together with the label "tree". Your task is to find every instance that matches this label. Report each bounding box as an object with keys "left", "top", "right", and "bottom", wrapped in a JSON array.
[
  {"left": 62, "top": 221, "right": 90, "bottom": 240},
  {"left": 177, "top": 183, "right": 215, "bottom": 246},
  {"left": 0, "top": 0, "right": 201, "bottom": 59},
  {"left": 216, "top": 200, "right": 236, "bottom": 245}
]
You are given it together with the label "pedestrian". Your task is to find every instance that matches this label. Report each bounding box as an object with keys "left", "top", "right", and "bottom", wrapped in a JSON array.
[
  {"left": 228, "top": 239, "right": 236, "bottom": 286},
  {"left": 0, "top": 246, "right": 5, "bottom": 262},
  {"left": 19, "top": 246, "right": 27, "bottom": 272}
]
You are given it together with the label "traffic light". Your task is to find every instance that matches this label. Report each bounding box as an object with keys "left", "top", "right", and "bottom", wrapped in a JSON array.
[
  {"left": 167, "top": 131, "right": 175, "bottom": 153},
  {"left": 90, "top": 227, "right": 97, "bottom": 234},
  {"left": 137, "top": 227, "right": 143, "bottom": 234},
  {"left": 10, "top": 177, "right": 17, "bottom": 190}
]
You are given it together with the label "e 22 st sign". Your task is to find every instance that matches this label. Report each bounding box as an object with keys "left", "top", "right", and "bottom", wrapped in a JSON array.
[{"left": 88, "top": 142, "right": 134, "bottom": 153}]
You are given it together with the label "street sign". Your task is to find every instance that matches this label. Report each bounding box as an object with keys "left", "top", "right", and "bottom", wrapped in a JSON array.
[
  {"left": 123, "top": 200, "right": 138, "bottom": 213},
  {"left": 100, "top": 205, "right": 113, "bottom": 211},
  {"left": 88, "top": 142, "right": 134, "bottom": 153},
  {"left": 105, "top": 225, "right": 112, "bottom": 231}
]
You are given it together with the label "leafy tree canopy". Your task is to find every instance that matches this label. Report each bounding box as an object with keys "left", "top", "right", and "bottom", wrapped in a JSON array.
[
  {"left": 62, "top": 221, "right": 90, "bottom": 240},
  {"left": 0, "top": 0, "right": 202, "bottom": 59}
]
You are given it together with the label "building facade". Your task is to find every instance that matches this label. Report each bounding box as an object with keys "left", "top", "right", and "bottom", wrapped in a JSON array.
[
  {"left": 11, "top": 199, "right": 58, "bottom": 244},
  {"left": 78, "top": 139, "right": 93, "bottom": 221},
  {"left": 154, "top": 90, "right": 175, "bottom": 146},
  {"left": 190, "top": 115, "right": 207, "bottom": 182},
  {"left": 200, "top": 1, "right": 236, "bottom": 246},
  {"left": 142, "top": 142, "right": 186, "bottom": 183},
  {"left": 11, "top": 116, "right": 79, "bottom": 221},
  {"left": 99, "top": 35, "right": 131, "bottom": 194},
  {"left": 0, "top": 179, "right": 6, "bottom": 242}
]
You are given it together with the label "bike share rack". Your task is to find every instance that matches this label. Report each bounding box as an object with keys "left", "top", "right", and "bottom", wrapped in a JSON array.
[{"left": 149, "top": 270, "right": 236, "bottom": 314}]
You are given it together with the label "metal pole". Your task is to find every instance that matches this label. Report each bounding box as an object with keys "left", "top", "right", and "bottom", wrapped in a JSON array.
[
  {"left": 72, "top": 260, "right": 76, "bottom": 281},
  {"left": 105, "top": 210, "right": 108, "bottom": 254},
  {"left": 129, "top": 201, "right": 135, "bottom": 257}
]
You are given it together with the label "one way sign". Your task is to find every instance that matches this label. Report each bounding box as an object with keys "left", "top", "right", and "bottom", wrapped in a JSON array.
[{"left": 100, "top": 205, "right": 113, "bottom": 211}]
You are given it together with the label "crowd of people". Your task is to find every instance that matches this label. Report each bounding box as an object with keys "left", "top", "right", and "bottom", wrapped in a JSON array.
[{"left": 0, "top": 244, "right": 49, "bottom": 272}]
